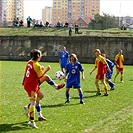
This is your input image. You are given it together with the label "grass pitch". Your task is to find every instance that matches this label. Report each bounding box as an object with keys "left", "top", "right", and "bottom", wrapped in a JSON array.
[{"left": 0, "top": 61, "right": 132, "bottom": 133}]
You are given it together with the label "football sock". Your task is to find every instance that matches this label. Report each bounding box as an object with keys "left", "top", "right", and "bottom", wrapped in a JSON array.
[
  {"left": 29, "top": 105, "right": 35, "bottom": 122},
  {"left": 36, "top": 104, "right": 43, "bottom": 117},
  {"left": 47, "top": 80, "right": 58, "bottom": 88},
  {"left": 120, "top": 74, "right": 123, "bottom": 81},
  {"left": 79, "top": 93, "right": 83, "bottom": 101},
  {"left": 36, "top": 104, "right": 41, "bottom": 112},
  {"left": 109, "top": 81, "right": 114, "bottom": 87},
  {"left": 66, "top": 93, "right": 70, "bottom": 100}
]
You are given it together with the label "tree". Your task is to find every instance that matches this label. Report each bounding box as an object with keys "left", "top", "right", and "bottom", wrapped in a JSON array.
[{"left": 89, "top": 13, "right": 119, "bottom": 30}]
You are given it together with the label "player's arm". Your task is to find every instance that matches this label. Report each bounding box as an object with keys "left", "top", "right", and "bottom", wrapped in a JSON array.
[
  {"left": 105, "top": 62, "right": 111, "bottom": 73},
  {"left": 114, "top": 55, "right": 119, "bottom": 67},
  {"left": 90, "top": 66, "right": 97, "bottom": 75},
  {"left": 81, "top": 71, "right": 85, "bottom": 80}
]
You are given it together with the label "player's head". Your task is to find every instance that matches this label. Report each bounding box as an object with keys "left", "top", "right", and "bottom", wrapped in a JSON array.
[
  {"left": 94, "top": 49, "right": 101, "bottom": 57},
  {"left": 118, "top": 49, "right": 123, "bottom": 55},
  {"left": 102, "top": 53, "right": 106, "bottom": 58},
  {"left": 70, "top": 53, "right": 78, "bottom": 62},
  {"left": 62, "top": 46, "right": 66, "bottom": 51},
  {"left": 30, "top": 49, "right": 42, "bottom": 61}
]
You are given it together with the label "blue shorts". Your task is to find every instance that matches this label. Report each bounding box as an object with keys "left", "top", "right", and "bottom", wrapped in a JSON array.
[
  {"left": 66, "top": 82, "right": 80, "bottom": 89},
  {"left": 60, "top": 63, "right": 66, "bottom": 69},
  {"left": 106, "top": 72, "right": 112, "bottom": 79}
]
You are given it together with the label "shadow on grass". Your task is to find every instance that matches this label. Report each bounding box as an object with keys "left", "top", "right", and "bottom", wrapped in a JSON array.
[
  {"left": 0, "top": 121, "right": 30, "bottom": 132},
  {"left": 41, "top": 102, "right": 79, "bottom": 108}
]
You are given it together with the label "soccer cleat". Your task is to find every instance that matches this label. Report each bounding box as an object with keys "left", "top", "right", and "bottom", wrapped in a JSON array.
[
  {"left": 110, "top": 87, "right": 114, "bottom": 90},
  {"left": 120, "top": 81, "right": 124, "bottom": 83},
  {"left": 28, "top": 121, "right": 38, "bottom": 128},
  {"left": 95, "top": 92, "right": 101, "bottom": 96},
  {"left": 24, "top": 106, "right": 29, "bottom": 117},
  {"left": 57, "top": 83, "right": 65, "bottom": 90},
  {"left": 65, "top": 100, "right": 70, "bottom": 104},
  {"left": 103, "top": 93, "right": 108, "bottom": 96},
  {"left": 38, "top": 116, "right": 47, "bottom": 121},
  {"left": 80, "top": 101, "right": 85, "bottom": 104}
]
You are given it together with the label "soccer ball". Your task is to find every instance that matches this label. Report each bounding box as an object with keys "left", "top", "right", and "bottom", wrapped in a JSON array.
[{"left": 55, "top": 71, "right": 65, "bottom": 80}]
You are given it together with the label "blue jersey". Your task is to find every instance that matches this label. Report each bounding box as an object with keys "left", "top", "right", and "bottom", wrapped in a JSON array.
[
  {"left": 106, "top": 59, "right": 114, "bottom": 79},
  {"left": 60, "top": 51, "right": 69, "bottom": 68},
  {"left": 66, "top": 61, "right": 84, "bottom": 88},
  {"left": 106, "top": 59, "right": 114, "bottom": 71}
]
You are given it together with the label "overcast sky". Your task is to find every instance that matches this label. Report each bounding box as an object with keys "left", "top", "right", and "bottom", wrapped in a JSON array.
[{"left": 24, "top": 0, "right": 133, "bottom": 21}]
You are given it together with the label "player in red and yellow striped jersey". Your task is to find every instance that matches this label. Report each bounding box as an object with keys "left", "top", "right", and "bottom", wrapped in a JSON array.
[
  {"left": 114, "top": 49, "right": 124, "bottom": 83},
  {"left": 23, "top": 49, "right": 49, "bottom": 128},
  {"left": 90, "top": 49, "right": 111, "bottom": 96},
  {"left": 23, "top": 49, "right": 65, "bottom": 128}
]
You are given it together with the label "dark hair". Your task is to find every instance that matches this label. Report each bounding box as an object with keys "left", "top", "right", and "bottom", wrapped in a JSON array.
[{"left": 30, "top": 49, "right": 42, "bottom": 60}]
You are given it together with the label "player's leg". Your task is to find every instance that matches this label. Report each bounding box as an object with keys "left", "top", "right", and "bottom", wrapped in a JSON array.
[
  {"left": 101, "top": 79, "right": 108, "bottom": 96},
  {"left": 39, "top": 74, "right": 65, "bottom": 90},
  {"left": 106, "top": 73, "right": 115, "bottom": 90},
  {"left": 120, "top": 71, "right": 124, "bottom": 83},
  {"left": 114, "top": 69, "right": 119, "bottom": 82},
  {"left": 77, "top": 88, "right": 85, "bottom": 104},
  {"left": 95, "top": 78, "right": 101, "bottom": 95},
  {"left": 28, "top": 91, "right": 38, "bottom": 128},
  {"left": 65, "top": 88, "right": 70, "bottom": 103},
  {"left": 36, "top": 91, "right": 47, "bottom": 121}
]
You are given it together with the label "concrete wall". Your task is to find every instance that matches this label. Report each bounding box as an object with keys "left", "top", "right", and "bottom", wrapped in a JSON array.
[{"left": 0, "top": 36, "right": 133, "bottom": 64}]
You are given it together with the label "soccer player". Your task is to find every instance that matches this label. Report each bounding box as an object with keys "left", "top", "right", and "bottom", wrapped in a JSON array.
[
  {"left": 90, "top": 49, "right": 111, "bottom": 96},
  {"left": 64, "top": 53, "right": 85, "bottom": 104},
  {"left": 102, "top": 54, "right": 115, "bottom": 90},
  {"left": 22, "top": 49, "right": 47, "bottom": 128},
  {"left": 114, "top": 49, "right": 124, "bottom": 83},
  {"left": 22, "top": 49, "right": 65, "bottom": 128},
  {"left": 59, "top": 46, "right": 69, "bottom": 73}
]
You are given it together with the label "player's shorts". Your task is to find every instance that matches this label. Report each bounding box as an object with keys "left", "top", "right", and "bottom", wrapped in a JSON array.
[
  {"left": 106, "top": 72, "right": 112, "bottom": 79},
  {"left": 96, "top": 74, "right": 104, "bottom": 80},
  {"left": 116, "top": 67, "right": 124, "bottom": 72},
  {"left": 66, "top": 82, "right": 80, "bottom": 89},
  {"left": 24, "top": 86, "right": 40, "bottom": 100},
  {"left": 60, "top": 63, "right": 66, "bottom": 69}
]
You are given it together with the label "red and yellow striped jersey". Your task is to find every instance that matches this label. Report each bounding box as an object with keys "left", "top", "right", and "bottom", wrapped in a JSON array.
[
  {"left": 115, "top": 54, "right": 124, "bottom": 68},
  {"left": 95, "top": 55, "right": 106, "bottom": 75}
]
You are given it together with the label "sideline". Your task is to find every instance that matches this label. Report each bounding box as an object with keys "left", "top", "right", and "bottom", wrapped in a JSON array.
[{"left": 84, "top": 106, "right": 132, "bottom": 133}]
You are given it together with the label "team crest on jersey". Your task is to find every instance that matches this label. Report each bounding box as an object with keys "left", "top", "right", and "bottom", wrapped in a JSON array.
[{"left": 72, "top": 69, "right": 76, "bottom": 74}]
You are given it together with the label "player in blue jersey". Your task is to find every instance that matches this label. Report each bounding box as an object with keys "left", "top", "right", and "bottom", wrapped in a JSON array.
[
  {"left": 64, "top": 53, "right": 85, "bottom": 104},
  {"left": 102, "top": 54, "right": 115, "bottom": 90},
  {"left": 59, "top": 46, "right": 69, "bottom": 73}
]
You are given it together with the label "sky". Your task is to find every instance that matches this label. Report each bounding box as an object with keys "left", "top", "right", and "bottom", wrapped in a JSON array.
[{"left": 24, "top": 0, "right": 133, "bottom": 21}]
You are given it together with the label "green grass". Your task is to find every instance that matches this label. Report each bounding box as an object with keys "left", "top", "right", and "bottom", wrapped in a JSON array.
[
  {"left": 0, "top": 61, "right": 132, "bottom": 133},
  {"left": 0, "top": 27, "right": 132, "bottom": 37}
]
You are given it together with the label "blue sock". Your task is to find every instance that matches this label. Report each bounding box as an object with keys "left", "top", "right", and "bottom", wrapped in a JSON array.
[
  {"left": 109, "top": 81, "right": 114, "bottom": 87},
  {"left": 66, "top": 93, "right": 70, "bottom": 100},
  {"left": 47, "top": 79, "right": 55, "bottom": 86},
  {"left": 36, "top": 104, "right": 41, "bottom": 112},
  {"left": 79, "top": 93, "right": 83, "bottom": 101}
]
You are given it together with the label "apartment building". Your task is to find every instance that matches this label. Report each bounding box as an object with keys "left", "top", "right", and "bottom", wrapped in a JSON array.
[
  {"left": 0, "top": 0, "right": 2, "bottom": 26},
  {"left": 0, "top": 0, "right": 24, "bottom": 27},
  {"left": 52, "top": 0, "right": 100, "bottom": 25},
  {"left": 42, "top": 6, "right": 52, "bottom": 25}
]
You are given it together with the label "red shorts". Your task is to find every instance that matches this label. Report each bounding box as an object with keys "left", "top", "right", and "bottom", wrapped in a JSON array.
[
  {"left": 116, "top": 67, "right": 124, "bottom": 72},
  {"left": 96, "top": 74, "right": 104, "bottom": 80},
  {"left": 24, "top": 86, "right": 39, "bottom": 100}
]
